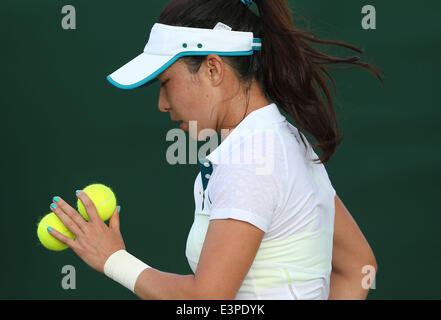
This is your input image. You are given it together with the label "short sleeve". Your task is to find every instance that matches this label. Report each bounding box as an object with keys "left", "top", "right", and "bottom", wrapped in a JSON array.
[{"left": 208, "top": 162, "right": 280, "bottom": 232}]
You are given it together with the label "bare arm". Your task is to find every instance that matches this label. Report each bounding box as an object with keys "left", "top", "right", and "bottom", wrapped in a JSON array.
[
  {"left": 328, "top": 194, "right": 378, "bottom": 300},
  {"left": 46, "top": 192, "right": 263, "bottom": 299},
  {"left": 134, "top": 219, "right": 264, "bottom": 299}
]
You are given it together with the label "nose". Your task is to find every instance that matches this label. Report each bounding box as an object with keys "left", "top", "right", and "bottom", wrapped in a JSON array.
[{"left": 158, "top": 88, "right": 171, "bottom": 113}]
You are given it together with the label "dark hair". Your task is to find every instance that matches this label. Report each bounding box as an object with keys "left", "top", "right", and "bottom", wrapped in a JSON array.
[{"left": 158, "top": 0, "right": 384, "bottom": 164}]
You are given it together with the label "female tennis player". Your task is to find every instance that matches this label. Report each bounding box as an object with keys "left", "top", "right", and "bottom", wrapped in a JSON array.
[{"left": 47, "top": 0, "right": 382, "bottom": 299}]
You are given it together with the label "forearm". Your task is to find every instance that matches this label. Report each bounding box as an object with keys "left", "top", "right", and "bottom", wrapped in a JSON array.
[
  {"left": 103, "top": 250, "right": 201, "bottom": 299},
  {"left": 328, "top": 270, "right": 371, "bottom": 300},
  {"left": 134, "top": 268, "right": 199, "bottom": 300}
]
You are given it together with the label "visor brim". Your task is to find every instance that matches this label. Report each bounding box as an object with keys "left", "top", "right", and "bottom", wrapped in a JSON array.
[{"left": 106, "top": 52, "right": 174, "bottom": 90}]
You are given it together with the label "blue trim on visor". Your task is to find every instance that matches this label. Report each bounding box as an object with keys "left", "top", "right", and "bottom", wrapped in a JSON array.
[
  {"left": 252, "top": 38, "right": 262, "bottom": 51},
  {"left": 107, "top": 47, "right": 261, "bottom": 90}
]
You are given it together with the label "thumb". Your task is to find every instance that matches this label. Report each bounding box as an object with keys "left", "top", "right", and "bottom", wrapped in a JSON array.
[{"left": 109, "top": 205, "right": 121, "bottom": 231}]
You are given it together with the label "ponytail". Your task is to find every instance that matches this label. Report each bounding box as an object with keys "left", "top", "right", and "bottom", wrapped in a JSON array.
[{"left": 255, "top": 0, "right": 383, "bottom": 163}]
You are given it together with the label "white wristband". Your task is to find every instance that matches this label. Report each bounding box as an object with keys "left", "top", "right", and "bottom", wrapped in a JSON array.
[{"left": 104, "top": 249, "right": 151, "bottom": 293}]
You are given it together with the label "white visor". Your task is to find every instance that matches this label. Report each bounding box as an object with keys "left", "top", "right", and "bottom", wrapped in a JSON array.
[{"left": 107, "top": 23, "right": 262, "bottom": 90}]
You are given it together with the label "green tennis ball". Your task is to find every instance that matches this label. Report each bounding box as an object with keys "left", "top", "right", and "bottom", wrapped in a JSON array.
[
  {"left": 77, "top": 183, "right": 117, "bottom": 221},
  {"left": 37, "top": 212, "right": 75, "bottom": 251}
]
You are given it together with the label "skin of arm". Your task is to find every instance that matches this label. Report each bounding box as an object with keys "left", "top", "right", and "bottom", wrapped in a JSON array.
[
  {"left": 134, "top": 218, "right": 265, "bottom": 300},
  {"left": 328, "top": 195, "right": 378, "bottom": 300},
  {"left": 47, "top": 193, "right": 264, "bottom": 300},
  {"left": 49, "top": 191, "right": 374, "bottom": 300}
]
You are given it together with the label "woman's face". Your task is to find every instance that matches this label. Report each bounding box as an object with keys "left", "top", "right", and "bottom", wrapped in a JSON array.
[
  {"left": 157, "top": 54, "right": 270, "bottom": 141},
  {"left": 157, "top": 57, "right": 219, "bottom": 140}
]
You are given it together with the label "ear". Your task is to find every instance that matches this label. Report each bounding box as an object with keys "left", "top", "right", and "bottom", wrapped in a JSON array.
[{"left": 206, "top": 54, "right": 224, "bottom": 84}]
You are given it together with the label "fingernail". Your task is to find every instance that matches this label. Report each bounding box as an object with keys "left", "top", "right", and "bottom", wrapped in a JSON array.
[
  {"left": 50, "top": 203, "right": 57, "bottom": 209},
  {"left": 76, "top": 190, "right": 81, "bottom": 194},
  {"left": 118, "top": 206, "right": 121, "bottom": 213},
  {"left": 53, "top": 196, "right": 59, "bottom": 203},
  {"left": 47, "top": 227, "right": 53, "bottom": 232}
]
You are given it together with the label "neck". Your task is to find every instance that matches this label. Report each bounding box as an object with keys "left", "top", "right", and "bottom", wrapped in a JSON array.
[{"left": 219, "top": 80, "right": 270, "bottom": 139}]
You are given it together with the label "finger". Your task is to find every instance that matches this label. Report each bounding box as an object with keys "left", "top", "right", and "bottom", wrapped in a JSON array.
[
  {"left": 50, "top": 201, "right": 83, "bottom": 237},
  {"left": 109, "top": 206, "right": 121, "bottom": 231},
  {"left": 47, "top": 225, "right": 77, "bottom": 249},
  {"left": 76, "top": 190, "right": 101, "bottom": 224},
  {"left": 52, "top": 196, "right": 87, "bottom": 233}
]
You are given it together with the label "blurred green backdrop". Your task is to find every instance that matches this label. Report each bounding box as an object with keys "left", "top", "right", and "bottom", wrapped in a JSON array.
[{"left": 1, "top": 0, "right": 440, "bottom": 299}]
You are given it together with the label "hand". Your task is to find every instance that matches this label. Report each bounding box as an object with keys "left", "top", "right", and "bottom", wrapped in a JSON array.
[{"left": 48, "top": 191, "right": 126, "bottom": 274}]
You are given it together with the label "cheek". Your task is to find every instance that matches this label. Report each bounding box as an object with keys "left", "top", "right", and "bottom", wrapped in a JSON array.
[
  {"left": 168, "top": 83, "right": 195, "bottom": 106},
  {"left": 172, "top": 85, "right": 204, "bottom": 115},
  {"left": 169, "top": 81, "right": 214, "bottom": 127}
]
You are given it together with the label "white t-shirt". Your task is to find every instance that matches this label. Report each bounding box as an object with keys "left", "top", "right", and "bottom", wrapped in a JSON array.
[{"left": 185, "top": 103, "right": 336, "bottom": 300}]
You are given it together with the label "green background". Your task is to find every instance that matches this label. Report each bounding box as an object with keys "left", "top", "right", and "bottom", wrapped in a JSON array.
[{"left": 1, "top": 0, "right": 440, "bottom": 299}]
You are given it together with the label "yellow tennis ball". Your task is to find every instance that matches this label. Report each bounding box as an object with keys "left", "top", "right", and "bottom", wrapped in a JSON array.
[
  {"left": 77, "top": 183, "right": 117, "bottom": 221},
  {"left": 37, "top": 212, "right": 75, "bottom": 251}
]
